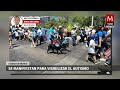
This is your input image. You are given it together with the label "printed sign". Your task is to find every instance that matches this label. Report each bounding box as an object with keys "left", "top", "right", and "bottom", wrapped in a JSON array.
[{"left": 10, "top": 16, "right": 41, "bottom": 27}]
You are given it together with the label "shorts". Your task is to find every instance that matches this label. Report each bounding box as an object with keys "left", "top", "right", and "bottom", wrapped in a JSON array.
[
  {"left": 88, "top": 53, "right": 96, "bottom": 57},
  {"left": 95, "top": 46, "right": 102, "bottom": 53},
  {"left": 15, "top": 36, "right": 19, "bottom": 40}
]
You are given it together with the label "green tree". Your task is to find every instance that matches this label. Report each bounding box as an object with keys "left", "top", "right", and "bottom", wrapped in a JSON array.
[
  {"left": 58, "top": 17, "right": 67, "bottom": 27},
  {"left": 44, "top": 21, "right": 51, "bottom": 29},
  {"left": 44, "top": 18, "right": 58, "bottom": 29},
  {"left": 43, "top": 16, "right": 106, "bottom": 30},
  {"left": 36, "top": 24, "right": 41, "bottom": 28},
  {"left": 93, "top": 16, "right": 105, "bottom": 27},
  {"left": 67, "top": 17, "right": 74, "bottom": 32}
]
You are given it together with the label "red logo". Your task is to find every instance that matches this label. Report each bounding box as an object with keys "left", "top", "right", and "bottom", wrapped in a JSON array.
[{"left": 106, "top": 14, "right": 114, "bottom": 23}]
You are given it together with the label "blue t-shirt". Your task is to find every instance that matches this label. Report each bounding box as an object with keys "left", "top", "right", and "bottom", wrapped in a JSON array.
[
  {"left": 54, "top": 29, "right": 56, "bottom": 34},
  {"left": 90, "top": 34, "right": 95, "bottom": 39},
  {"left": 33, "top": 31, "right": 37, "bottom": 38},
  {"left": 37, "top": 31, "right": 41, "bottom": 36},
  {"left": 94, "top": 31, "right": 103, "bottom": 44},
  {"left": 12, "top": 28, "right": 17, "bottom": 33},
  {"left": 62, "top": 39, "right": 68, "bottom": 44},
  {"left": 32, "top": 28, "right": 37, "bottom": 32},
  {"left": 49, "top": 27, "right": 54, "bottom": 35},
  {"left": 102, "top": 31, "right": 107, "bottom": 38}
]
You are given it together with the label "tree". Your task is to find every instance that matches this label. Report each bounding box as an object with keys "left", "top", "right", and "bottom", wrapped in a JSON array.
[
  {"left": 67, "top": 17, "right": 74, "bottom": 32},
  {"left": 58, "top": 17, "right": 67, "bottom": 27},
  {"left": 36, "top": 24, "right": 41, "bottom": 28},
  {"left": 93, "top": 16, "right": 105, "bottom": 27},
  {"left": 44, "top": 21, "right": 51, "bottom": 29},
  {"left": 43, "top": 16, "right": 106, "bottom": 30},
  {"left": 44, "top": 18, "right": 58, "bottom": 29}
]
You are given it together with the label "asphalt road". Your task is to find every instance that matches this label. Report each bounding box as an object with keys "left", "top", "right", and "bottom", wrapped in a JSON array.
[{"left": 9, "top": 40, "right": 110, "bottom": 75}]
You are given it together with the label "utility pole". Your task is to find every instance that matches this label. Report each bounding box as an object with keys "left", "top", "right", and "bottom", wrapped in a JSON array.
[{"left": 91, "top": 16, "right": 94, "bottom": 27}]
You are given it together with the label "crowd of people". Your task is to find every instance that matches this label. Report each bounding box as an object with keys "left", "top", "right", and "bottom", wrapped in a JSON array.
[
  {"left": 85, "top": 26, "right": 111, "bottom": 66},
  {"left": 9, "top": 26, "right": 44, "bottom": 49},
  {"left": 9, "top": 23, "right": 111, "bottom": 66}
]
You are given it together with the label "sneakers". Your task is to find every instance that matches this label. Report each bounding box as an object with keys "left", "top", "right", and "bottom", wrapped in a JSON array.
[
  {"left": 86, "top": 59, "right": 90, "bottom": 62},
  {"left": 106, "top": 71, "right": 110, "bottom": 74},
  {"left": 31, "top": 45, "right": 34, "bottom": 47},
  {"left": 104, "top": 62, "right": 109, "bottom": 66},
  {"left": 100, "top": 58, "right": 106, "bottom": 61},
  {"left": 94, "top": 61, "right": 100, "bottom": 64},
  {"left": 34, "top": 46, "right": 36, "bottom": 48},
  {"left": 71, "top": 45, "right": 73, "bottom": 47}
]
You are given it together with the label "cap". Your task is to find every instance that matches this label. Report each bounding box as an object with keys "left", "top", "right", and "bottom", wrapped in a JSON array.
[
  {"left": 59, "top": 26, "right": 62, "bottom": 28},
  {"left": 81, "top": 27, "right": 85, "bottom": 29}
]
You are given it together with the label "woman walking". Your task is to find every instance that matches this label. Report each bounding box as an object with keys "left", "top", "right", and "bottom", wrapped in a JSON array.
[
  {"left": 28, "top": 29, "right": 36, "bottom": 48},
  {"left": 9, "top": 29, "right": 13, "bottom": 49}
]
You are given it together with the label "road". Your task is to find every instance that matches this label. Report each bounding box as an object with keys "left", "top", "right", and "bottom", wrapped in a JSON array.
[{"left": 9, "top": 40, "right": 109, "bottom": 75}]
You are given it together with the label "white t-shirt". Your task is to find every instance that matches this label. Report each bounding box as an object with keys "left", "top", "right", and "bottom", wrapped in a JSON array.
[
  {"left": 107, "top": 30, "right": 111, "bottom": 35},
  {"left": 85, "top": 29, "right": 89, "bottom": 35},
  {"left": 88, "top": 39, "right": 96, "bottom": 54},
  {"left": 22, "top": 29, "right": 24, "bottom": 34},
  {"left": 25, "top": 32, "right": 28, "bottom": 35},
  {"left": 71, "top": 30, "right": 76, "bottom": 36},
  {"left": 37, "top": 29, "right": 42, "bottom": 36},
  {"left": 92, "top": 29, "right": 96, "bottom": 35},
  {"left": 15, "top": 31, "right": 19, "bottom": 37}
]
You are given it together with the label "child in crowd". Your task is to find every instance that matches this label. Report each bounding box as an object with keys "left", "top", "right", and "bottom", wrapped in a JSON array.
[{"left": 86, "top": 35, "right": 99, "bottom": 64}]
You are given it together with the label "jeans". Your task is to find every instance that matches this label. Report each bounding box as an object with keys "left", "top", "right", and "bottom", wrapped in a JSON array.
[
  {"left": 106, "top": 59, "right": 111, "bottom": 65},
  {"left": 80, "top": 35, "right": 85, "bottom": 42},
  {"left": 71, "top": 35, "right": 76, "bottom": 42},
  {"left": 50, "top": 35, "right": 54, "bottom": 44},
  {"left": 12, "top": 33, "right": 15, "bottom": 39}
]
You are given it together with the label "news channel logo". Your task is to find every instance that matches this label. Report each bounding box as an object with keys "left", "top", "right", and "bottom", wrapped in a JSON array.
[{"left": 106, "top": 14, "right": 114, "bottom": 28}]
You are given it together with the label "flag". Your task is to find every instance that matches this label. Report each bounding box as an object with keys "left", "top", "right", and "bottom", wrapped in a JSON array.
[{"left": 104, "top": 47, "right": 111, "bottom": 58}]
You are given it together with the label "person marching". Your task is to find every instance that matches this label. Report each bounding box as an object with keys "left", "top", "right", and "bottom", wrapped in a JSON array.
[{"left": 49, "top": 24, "right": 55, "bottom": 44}]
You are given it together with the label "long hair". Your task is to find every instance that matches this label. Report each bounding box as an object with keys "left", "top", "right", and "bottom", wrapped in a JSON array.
[{"left": 86, "top": 37, "right": 91, "bottom": 47}]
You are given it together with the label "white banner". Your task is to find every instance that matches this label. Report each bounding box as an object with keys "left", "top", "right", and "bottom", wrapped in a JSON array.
[
  {"left": 6, "top": 61, "right": 30, "bottom": 66},
  {"left": 22, "top": 23, "right": 36, "bottom": 27}
]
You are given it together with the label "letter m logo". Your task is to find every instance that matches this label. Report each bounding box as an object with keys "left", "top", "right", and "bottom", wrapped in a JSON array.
[{"left": 106, "top": 14, "right": 114, "bottom": 23}]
